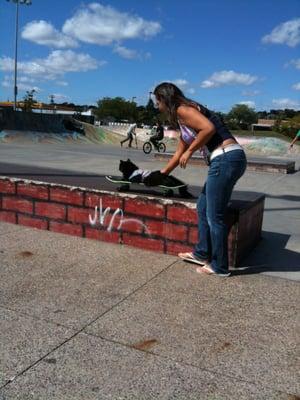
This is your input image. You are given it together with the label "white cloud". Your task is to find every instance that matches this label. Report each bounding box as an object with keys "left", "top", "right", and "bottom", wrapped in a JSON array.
[
  {"left": 22, "top": 20, "right": 78, "bottom": 48},
  {"left": 292, "top": 82, "right": 300, "bottom": 90},
  {"left": 0, "top": 50, "right": 103, "bottom": 80},
  {"left": 0, "top": 57, "right": 14, "bottom": 72},
  {"left": 262, "top": 18, "right": 300, "bottom": 47},
  {"left": 41, "top": 50, "right": 101, "bottom": 74},
  {"left": 2, "top": 75, "right": 40, "bottom": 92},
  {"left": 2, "top": 80, "right": 9, "bottom": 88},
  {"left": 19, "top": 76, "right": 37, "bottom": 84},
  {"left": 51, "top": 93, "right": 69, "bottom": 102},
  {"left": 62, "top": 3, "right": 161, "bottom": 45},
  {"left": 172, "top": 79, "right": 189, "bottom": 88},
  {"left": 272, "top": 98, "right": 300, "bottom": 109},
  {"left": 2, "top": 76, "right": 12, "bottom": 88},
  {"left": 56, "top": 81, "right": 68, "bottom": 87},
  {"left": 201, "top": 70, "right": 258, "bottom": 88},
  {"left": 242, "top": 90, "right": 260, "bottom": 96},
  {"left": 239, "top": 101, "right": 256, "bottom": 109},
  {"left": 288, "top": 58, "right": 300, "bottom": 70},
  {"left": 113, "top": 45, "right": 139, "bottom": 59},
  {"left": 112, "top": 45, "right": 151, "bottom": 60},
  {"left": 187, "top": 88, "right": 196, "bottom": 95},
  {"left": 165, "top": 79, "right": 196, "bottom": 95},
  {"left": 20, "top": 83, "right": 41, "bottom": 92}
]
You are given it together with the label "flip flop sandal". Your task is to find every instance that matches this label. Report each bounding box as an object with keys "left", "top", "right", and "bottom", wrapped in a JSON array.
[
  {"left": 196, "top": 264, "right": 231, "bottom": 277},
  {"left": 178, "top": 252, "right": 208, "bottom": 266}
]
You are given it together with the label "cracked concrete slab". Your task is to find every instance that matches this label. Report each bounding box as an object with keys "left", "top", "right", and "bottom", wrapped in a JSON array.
[
  {"left": 0, "top": 225, "right": 176, "bottom": 329},
  {"left": 85, "top": 263, "right": 300, "bottom": 395},
  {"left": 0, "top": 307, "right": 74, "bottom": 387},
  {"left": 0, "top": 222, "right": 20, "bottom": 236},
  {"left": 0, "top": 332, "right": 292, "bottom": 400}
]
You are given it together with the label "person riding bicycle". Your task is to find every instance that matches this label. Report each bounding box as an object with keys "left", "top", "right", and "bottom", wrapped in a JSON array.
[{"left": 150, "top": 120, "right": 164, "bottom": 150}]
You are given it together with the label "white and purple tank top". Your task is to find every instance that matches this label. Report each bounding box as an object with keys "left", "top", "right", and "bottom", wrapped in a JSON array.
[
  {"left": 178, "top": 103, "right": 234, "bottom": 153},
  {"left": 178, "top": 122, "right": 208, "bottom": 157}
]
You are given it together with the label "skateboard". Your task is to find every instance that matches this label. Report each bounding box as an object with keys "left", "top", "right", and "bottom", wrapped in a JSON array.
[{"left": 105, "top": 175, "right": 193, "bottom": 198}]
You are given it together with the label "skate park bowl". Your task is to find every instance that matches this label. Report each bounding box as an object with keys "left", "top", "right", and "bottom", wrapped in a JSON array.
[
  {"left": 0, "top": 125, "right": 125, "bottom": 145},
  {"left": 236, "top": 136, "right": 300, "bottom": 157},
  {"left": 156, "top": 135, "right": 299, "bottom": 174},
  {"left": 1, "top": 116, "right": 299, "bottom": 172},
  {"left": 0, "top": 129, "right": 288, "bottom": 150},
  {"left": 0, "top": 108, "right": 297, "bottom": 159},
  {"left": 0, "top": 108, "right": 127, "bottom": 145}
]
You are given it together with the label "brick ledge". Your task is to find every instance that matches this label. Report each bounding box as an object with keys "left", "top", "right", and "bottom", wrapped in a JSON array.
[{"left": 0, "top": 176, "right": 265, "bottom": 267}]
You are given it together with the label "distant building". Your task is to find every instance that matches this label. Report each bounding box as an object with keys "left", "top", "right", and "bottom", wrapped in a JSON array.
[
  {"left": 0, "top": 102, "right": 94, "bottom": 124},
  {"left": 251, "top": 119, "right": 276, "bottom": 131}
]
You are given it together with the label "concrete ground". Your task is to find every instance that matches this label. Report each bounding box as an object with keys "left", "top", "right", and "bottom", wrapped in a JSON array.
[{"left": 0, "top": 142, "right": 299, "bottom": 399}]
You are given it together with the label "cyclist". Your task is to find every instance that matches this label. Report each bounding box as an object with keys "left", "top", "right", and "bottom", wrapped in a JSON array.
[{"left": 150, "top": 120, "right": 164, "bottom": 150}]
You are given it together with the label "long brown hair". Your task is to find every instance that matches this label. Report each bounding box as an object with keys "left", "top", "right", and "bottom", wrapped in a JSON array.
[{"left": 153, "top": 82, "right": 201, "bottom": 127}]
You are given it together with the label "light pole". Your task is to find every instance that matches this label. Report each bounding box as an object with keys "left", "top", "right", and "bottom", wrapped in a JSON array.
[
  {"left": 6, "top": 0, "right": 32, "bottom": 111},
  {"left": 49, "top": 94, "right": 55, "bottom": 113},
  {"left": 148, "top": 91, "right": 154, "bottom": 104}
]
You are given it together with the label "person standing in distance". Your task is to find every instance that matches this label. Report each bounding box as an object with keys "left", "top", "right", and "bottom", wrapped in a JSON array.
[
  {"left": 120, "top": 123, "right": 137, "bottom": 148},
  {"left": 153, "top": 82, "right": 247, "bottom": 277}
]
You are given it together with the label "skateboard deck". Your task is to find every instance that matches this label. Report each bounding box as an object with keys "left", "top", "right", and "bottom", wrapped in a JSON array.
[{"left": 105, "top": 175, "right": 192, "bottom": 198}]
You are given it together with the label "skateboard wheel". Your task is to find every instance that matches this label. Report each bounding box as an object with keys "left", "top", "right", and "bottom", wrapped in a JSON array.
[
  {"left": 163, "top": 189, "right": 174, "bottom": 197},
  {"left": 118, "top": 184, "right": 130, "bottom": 192}
]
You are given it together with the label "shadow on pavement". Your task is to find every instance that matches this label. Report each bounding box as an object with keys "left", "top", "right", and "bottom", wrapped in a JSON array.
[
  {"left": 233, "top": 230, "right": 300, "bottom": 275},
  {"left": 265, "top": 193, "right": 300, "bottom": 202}
]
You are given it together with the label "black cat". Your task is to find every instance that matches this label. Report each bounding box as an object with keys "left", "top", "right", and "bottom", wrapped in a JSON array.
[{"left": 119, "top": 159, "right": 141, "bottom": 180}]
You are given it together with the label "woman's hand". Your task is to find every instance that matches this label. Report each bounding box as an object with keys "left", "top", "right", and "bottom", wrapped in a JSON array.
[{"left": 179, "top": 150, "right": 193, "bottom": 168}]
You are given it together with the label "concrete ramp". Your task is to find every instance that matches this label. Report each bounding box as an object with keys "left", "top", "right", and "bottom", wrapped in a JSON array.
[
  {"left": 0, "top": 130, "right": 91, "bottom": 144},
  {"left": 0, "top": 104, "right": 145, "bottom": 145},
  {"left": 81, "top": 122, "right": 127, "bottom": 145},
  {"left": 0, "top": 127, "right": 127, "bottom": 145},
  {"left": 0, "top": 109, "right": 128, "bottom": 145}
]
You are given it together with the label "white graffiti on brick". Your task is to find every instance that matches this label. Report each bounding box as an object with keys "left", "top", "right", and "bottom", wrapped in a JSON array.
[{"left": 89, "top": 198, "right": 150, "bottom": 234}]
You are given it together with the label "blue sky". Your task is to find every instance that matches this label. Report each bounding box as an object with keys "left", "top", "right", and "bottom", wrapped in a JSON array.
[{"left": 0, "top": 0, "right": 299, "bottom": 111}]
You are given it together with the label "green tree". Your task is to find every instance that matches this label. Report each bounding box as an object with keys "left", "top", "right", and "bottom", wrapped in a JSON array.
[
  {"left": 227, "top": 104, "right": 257, "bottom": 129},
  {"left": 257, "top": 111, "right": 268, "bottom": 119},
  {"left": 140, "top": 99, "right": 159, "bottom": 125},
  {"left": 283, "top": 109, "right": 297, "bottom": 119},
  {"left": 95, "top": 97, "right": 138, "bottom": 123},
  {"left": 23, "top": 89, "right": 37, "bottom": 112},
  {"left": 274, "top": 115, "right": 300, "bottom": 139}
]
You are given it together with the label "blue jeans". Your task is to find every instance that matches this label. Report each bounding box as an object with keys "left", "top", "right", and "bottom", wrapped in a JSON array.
[{"left": 194, "top": 149, "right": 247, "bottom": 274}]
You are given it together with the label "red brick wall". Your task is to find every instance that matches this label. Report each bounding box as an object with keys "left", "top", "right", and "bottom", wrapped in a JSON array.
[{"left": 0, "top": 177, "right": 263, "bottom": 267}]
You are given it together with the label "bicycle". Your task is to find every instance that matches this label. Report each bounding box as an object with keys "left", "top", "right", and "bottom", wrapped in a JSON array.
[{"left": 142, "top": 140, "right": 166, "bottom": 154}]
